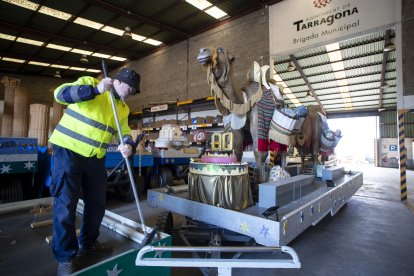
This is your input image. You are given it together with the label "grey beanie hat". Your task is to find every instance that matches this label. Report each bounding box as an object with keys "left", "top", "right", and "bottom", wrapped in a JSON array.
[{"left": 114, "top": 68, "right": 140, "bottom": 94}]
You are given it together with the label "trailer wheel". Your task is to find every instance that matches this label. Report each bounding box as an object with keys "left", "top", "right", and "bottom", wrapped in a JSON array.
[
  {"left": 116, "top": 175, "right": 145, "bottom": 202},
  {"left": 156, "top": 212, "right": 173, "bottom": 235},
  {"left": 150, "top": 167, "right": 173, "bottom": 189}
]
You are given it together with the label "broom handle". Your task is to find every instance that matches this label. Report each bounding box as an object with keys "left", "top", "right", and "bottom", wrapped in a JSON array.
[{"left": 101, "top": 60, "right": 147, "bottom": 235}]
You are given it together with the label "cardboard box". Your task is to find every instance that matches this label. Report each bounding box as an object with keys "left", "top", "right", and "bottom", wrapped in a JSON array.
[
  {"left": 192, "top": 117, "right": 205, "bottom": 125},
  {"left": 205, "top": 116, "right": 214, "bottom": 124}
]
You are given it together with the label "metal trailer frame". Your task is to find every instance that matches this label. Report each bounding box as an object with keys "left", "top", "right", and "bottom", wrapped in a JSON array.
[
  {"left": 136, "top": 245, "right": 301, "bottom": 276},
  {"left": 148, "top": 171, "right": 363, "bottom": 247}
]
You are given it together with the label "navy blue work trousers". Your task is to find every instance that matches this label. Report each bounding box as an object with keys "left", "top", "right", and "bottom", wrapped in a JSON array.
[{"left": 50, "top": 145, "right": 107, "bottom": 262}]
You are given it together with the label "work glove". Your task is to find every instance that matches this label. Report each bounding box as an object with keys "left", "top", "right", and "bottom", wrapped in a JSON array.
[
  {"left": 118, "top": 144, "right": 133, "bottom": 157},
  {"left": 97, "top": 77, "right": 113, "bottom": 93}
]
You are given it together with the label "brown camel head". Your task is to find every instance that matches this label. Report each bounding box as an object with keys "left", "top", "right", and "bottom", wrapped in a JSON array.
[{"left": 197, "top": 47, "right": 234, "bottom": 88}]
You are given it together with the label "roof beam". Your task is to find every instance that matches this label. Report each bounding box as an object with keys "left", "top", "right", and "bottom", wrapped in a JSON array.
[
  {"left": 379, "top": 29, "right": 392, "bottom": 109},
  {"left": 83, "top": 0, "right": 188, "bottom": 38},
  {"left": 281, "top": 62, "right": 396, "bottom": 82},
  {"left": 289, "top": 54, "right": 326, "bottom": 115},
  {"left": 278, "top": 51, "right": 392, "bottom": 74},
  {"left": 0, "top": 21, "right": 142, "bottom": 59},
  {"left": 286, "top": 70, "right": 396, "bottom": 89}
]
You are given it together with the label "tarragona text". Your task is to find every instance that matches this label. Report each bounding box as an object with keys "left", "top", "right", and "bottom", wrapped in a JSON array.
[{"left": 293, "top": 7, "right": 359, "bottom": 32}]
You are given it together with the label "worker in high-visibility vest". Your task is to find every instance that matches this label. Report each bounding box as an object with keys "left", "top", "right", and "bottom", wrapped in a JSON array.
[{"left": 49, "top": 68, "right": 140, "bottom": 276}]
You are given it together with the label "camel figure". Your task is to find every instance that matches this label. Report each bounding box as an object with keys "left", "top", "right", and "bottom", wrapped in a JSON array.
[
  {"left": 197, "top": 46, "right": 286, "bottom": 184},
  {"left": 293, "top": 105, "right": 323, "bottom": 172}
]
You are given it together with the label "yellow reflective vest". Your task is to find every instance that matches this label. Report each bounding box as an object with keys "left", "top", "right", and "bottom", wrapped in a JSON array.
[{"left": 49, "top": 76, "right": 131, "bottom": 158}]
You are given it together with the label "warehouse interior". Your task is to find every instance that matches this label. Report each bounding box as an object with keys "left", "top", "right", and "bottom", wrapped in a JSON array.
[{"left": 0, "top": 0, "right": 413, "bottom": 275}]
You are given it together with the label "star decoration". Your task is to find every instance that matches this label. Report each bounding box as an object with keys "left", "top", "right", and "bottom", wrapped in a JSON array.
[
  {"left": 24, "top": 161, "right": 35, "bottom": 170},
  {"left": 1, "top": 164, "right": 12, "bottom": 174},
  {"left": 240, "top": 222, "right": 249, "bottom": 233},
  {"left": 260, "top": 225, "right": 270, "bottom": 238},
  {"left": 282, "top": 220, "right": 288, "bottom": 235},
  {"left": 106, "top": 264, "right": 123, "bottom": 276},
  {"left": 158, "top": 194, "right": 164, "bottom": 202},
  {"left": 154, "top": 242, "right": 167, "bottom": 258}
]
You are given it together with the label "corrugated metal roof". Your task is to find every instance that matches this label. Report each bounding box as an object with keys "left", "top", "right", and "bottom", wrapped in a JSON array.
[{"left": 274, "top": 28, "right": 397, "bottom": 115}]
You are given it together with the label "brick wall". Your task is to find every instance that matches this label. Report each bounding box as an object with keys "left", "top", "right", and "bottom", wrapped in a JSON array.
[{"left": 125, "top": 9, "right": 270, "bottom": 111}]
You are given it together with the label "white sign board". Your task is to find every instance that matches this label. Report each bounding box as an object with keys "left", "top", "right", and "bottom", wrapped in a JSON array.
[
  {"left": 269, "top": 0, "right": 398, "bottom": 56},
  {"left": 150, "top": 104, "right": 168, "bottom": 112}
]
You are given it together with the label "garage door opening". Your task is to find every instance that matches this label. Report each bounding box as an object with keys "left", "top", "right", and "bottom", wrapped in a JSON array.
[{"left": 328, "top": 116, "right": 378, "bottom": 169}]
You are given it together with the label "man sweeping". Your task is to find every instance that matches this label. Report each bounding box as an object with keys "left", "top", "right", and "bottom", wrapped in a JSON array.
[{"left": 49, "top": 68, "right": 140, "bottom": 275}]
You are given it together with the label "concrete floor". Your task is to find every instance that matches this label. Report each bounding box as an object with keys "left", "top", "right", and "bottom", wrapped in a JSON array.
[{"left": 0, "top": 164, "right": 413, "bottom": 275}]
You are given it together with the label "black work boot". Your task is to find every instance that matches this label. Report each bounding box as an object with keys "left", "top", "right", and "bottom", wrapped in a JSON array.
[
  {"left": 78, "top": 241, "right": 113, "bottom": 257},
  {"left": 57, "top": 260, "right": 78, "bottom": 276}
]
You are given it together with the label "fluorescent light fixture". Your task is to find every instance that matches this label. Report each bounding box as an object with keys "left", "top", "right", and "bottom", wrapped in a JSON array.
[
  {"left": 132, "top": 33, "right": 146, "bottom": 41},
  {"left": 327, "top": 50, "right": 342, "bottom": 62},
  {"left": 28, "top": 61, "right": 50, "bottom": 67},
  {"left": 336, "top": 79, "right": 348, "bottom": 86},
  {"left": 185, "top": 0, "right": 212, "bottom": 10},
  {"left": 51, "top": 64, "right": 70, "bottom": 69},
  {"left": 338, "top": 86, "right": 349, "bottom": 93},
  {"left": 3, "top": 0, "right": 39, "bottom": 11},
  {"left": 2, "top": 57, "right": 25, "bottom": 63},
  {"left": 69, "top": 66, "right": 86, "bottom": 71},
  {"left": 46, "top": 43, "right": 72, "bottom": 51},
  {"left": 331, "top": 61, "right": 345, "bottom": 71},
  {"left": 109, "top": 56, "right": 127, "bottom": 62},
  {"left": 102, "top": 26, "right": 124, "bottom": 36},
  {"left": 73, "top": 17, "right": 104, "bottom": 30},
  {"left": 3, "top": 1, "right": 162, "bottom": 47},
  {"left": 16, "top": 37, "right": 44, "bottom": 46},
  {"left": 38, "top": 6, "right": 71, "bottom": 20},
  {"left": 0, "top": 33, "right": 16, "bottom": 41},
  {"left": 86, "top": 69, "right": 101, "bottom": 73},
  {"left": 326, "top": 42, "right": 352, "bottom": 110},
  {"left": 205, "top": 6, "right": 228, "bottom": 19},
  {"left": 143, "top": 38, "right": 162, "bottom": 46},
  {"left": 334, "top": 71, "right": 346, "bottom": 79},
  {"left": 71, "top": 48, "right": 93, "bottom": 55},
  {"left": 92, "top": 52, "right": 111, "bottom": 59},
  {"left": 326, "top": 43, "right": 340, "bottom": 52}
]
